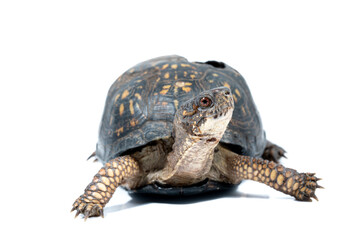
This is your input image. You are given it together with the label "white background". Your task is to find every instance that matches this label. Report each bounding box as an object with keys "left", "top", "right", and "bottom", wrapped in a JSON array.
[{"left": 1, "top": 1, "right": 359, "bottom": 239}]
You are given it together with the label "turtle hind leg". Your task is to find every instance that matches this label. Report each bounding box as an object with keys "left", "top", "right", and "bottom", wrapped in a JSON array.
[
  {"left": 261, "top": 140, "right": 286, "bottom": 162},
  {"left": 72, "top": 155, "right": 141, "bottom": 220},
  {"left": 86, "top": 151, "right": 99, "bottom": 162}
]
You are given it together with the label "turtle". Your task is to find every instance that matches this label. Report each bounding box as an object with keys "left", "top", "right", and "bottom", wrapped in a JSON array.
[{"left": 72, "top": 55, "right": 322, "bottom": 219}]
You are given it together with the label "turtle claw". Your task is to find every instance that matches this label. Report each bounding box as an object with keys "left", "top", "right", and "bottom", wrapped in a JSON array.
[
  {"left": 87, "top": 152, "right": 96, "bottom": 161},
  {"left": 295, "top": 173, "right": 323, "bottom": 201},
  {"left": 72, "top": 197, "right": 104, "bottom": 220},
  {"left": 86, "top": 152, "right": 99, "bottom": 164},
  {"left": 312, "top": 194, "right": 319, "bottom": 201},
  {"left": 74, "top": 210, "right": 81, "bottom": 219}
]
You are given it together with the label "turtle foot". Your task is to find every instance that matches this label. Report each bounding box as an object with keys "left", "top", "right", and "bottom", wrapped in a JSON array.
[
  {"left": 262, "top": 141, "right": 287, "bottom": 162},
  {"left": 71, "top": 197, "right": 104, "bottom": 220},
  {"left": 294, "top": 173, "right": 323, "bottom": 201}
]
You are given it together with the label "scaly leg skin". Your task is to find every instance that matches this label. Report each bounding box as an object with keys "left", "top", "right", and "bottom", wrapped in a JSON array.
[
  {"left": 261, "top": 141, "right": 287, "bottom": 163},
  {"left": 72, "top": 155, "right": 141, "bottom": 220},
  {"left": 228, "top": 155, "right": 322, "bottom": 201}
]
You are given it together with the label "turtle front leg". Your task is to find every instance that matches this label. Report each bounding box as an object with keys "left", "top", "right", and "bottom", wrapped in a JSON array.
[
  {"left": 72, "top": 155, "right": 141, "bottom": 220},
  {"left": 227, "top": 155, "right": 322, "bottom": 201}
]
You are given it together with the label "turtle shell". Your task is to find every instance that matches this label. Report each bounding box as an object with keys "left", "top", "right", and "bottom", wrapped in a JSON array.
[{"left": 96, "top": 55, "right": 266, "bottom": 163}]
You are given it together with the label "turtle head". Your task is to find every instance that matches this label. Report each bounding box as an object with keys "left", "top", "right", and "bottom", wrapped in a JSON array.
[{"left": 176, "top": 87, "right": 234, "bottom": 138}]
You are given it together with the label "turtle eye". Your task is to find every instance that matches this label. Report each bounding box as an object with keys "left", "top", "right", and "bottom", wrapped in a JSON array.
[{"left": 199, "top": 97, "right": 212, "bottom": 108}]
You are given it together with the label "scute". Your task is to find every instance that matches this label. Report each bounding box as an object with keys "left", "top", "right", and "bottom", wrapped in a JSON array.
[{"left": 96, "top": 55, "right": 266, "bottom": 163}]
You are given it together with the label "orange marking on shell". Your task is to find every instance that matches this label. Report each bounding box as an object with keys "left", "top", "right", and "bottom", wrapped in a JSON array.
[
  {"left": 171, "top": 64, "right": 178, "bottom": 69},
  {"left": 160, "top": 89, "right": 169, "bottom": 95},
  {"left": 182, "top": 87, "right": 192, "bottom": 93},
  {"left": 190, "top": 74, "right": 196, "bottom": 79},
  {"left": 223, "top": 82, "right": 230, "bottom": 88},
  {"left": 115, "top": 127, "right": 124, "bottom": 136},
  {"left": 134, "top": 93, "right": 142, "bottom": 100},
  {"left": 164, "top": 72, "right": 170, "bottom": 79},
  {"left": 241, "top": 106, "right": 246, "bottom": 115},
  {"left": 235, "top": 89, "right": 241, "bottom": 97},
  {"left": 114, "top": 94, "right": 121, "bottom": 102},
  {"left": 119, "top": 104, "right": 125, "bottom": 116},
  {"left": 121, "top": 90, "right": 129, "bottom": 99},
  {"left": 129, "top": 100, "right": 135, "bottom": 115},
  {"left": 130, "top": 119, "right": 137, "bottom": 127},
  {"left": 212, "top": 73, "right": 219, "bottom": 77},
  {"left": 162, "top": 64, "right": 169, "bottom": 70},
  {"left": 163, "top": 85, "right": 171, "bottom": 89},
  {"left": 176, "top": 81, "right": 185, "bottom": 87},
  {"left": 161, "top": 102, "right": 168, "bottom": 106},
  {"left": 181, "top": 63, "right": 191, "bottom": 67}
]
